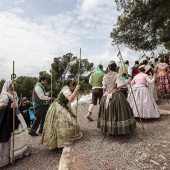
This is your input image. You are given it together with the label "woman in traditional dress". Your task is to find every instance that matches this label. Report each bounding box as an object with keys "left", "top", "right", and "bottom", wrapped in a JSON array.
[
  {"left": 155, "top": 58, "right": 170, "bottom": 97},
  {"left": 140, "top": 59, "right": 158, "bottom": 100},
  {"left": 128, "top": 67, "right": 160, "bottom": 118},
  {"left": 97, "top": 62, "right": 136, "bottom": 135},
  {"left": 132, "top": 61, "right": 140, "bottom": 79},
  {"left": 168, "top": 55, "right": 170, "bottom": 66},
  {"left": 0, "top": 79, "right": 29, "bottom": 168},
  {"left": 42, "top": 78, "right": 83, "bottom": 149}
]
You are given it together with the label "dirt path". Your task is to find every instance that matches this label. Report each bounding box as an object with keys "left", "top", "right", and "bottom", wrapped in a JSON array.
[
  {"left": 2, "top": 135, "right": 62, "bottom": 170},
  {"left": 59, "top": 105, "right": 170, "bottom": 170},
  {"left": 2, "top": 99, "right": 170, "bottom": 170}
]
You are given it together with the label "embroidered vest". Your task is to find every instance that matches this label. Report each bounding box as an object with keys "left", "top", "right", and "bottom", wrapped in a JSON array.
[
  {"left": 32, "top": 83, "right": 47, "bottom": 106},
  {"left": 91, "top": 71, "right": 105, "bottom": 87}
]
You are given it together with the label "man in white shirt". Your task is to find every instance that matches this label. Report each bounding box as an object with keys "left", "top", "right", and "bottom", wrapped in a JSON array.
[{"left": 29, "top": 77, "right": 51, "bottom": 136}]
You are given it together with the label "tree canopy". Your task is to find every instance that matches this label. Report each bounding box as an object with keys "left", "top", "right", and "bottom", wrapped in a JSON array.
[
  {"left": 51, "top": 53, "right": 94, "bottom": 94},
  {"left": 15, "top": 76, "right": 38, "bottom": 100},
  {"left": 0, "top": 53, "right": 94, "bottom": 100},
  {"left": 111, "top": 0, "right": 170, "bottom": 51}
]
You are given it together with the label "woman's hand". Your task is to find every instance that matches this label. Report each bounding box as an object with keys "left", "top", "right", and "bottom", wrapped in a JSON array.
[
  {"left": 125, "top": 79, "right": 131, "bottom": 84},
  {"left": 23, "top": 110, "right": 28, "bottom": 113},
  {"left": 11, "top": 102, "right": 16, "bottom": 108},
  {"left": 153, "top": 73, "right": 157, "bottom": 79},
  {"left": 75, "top": 85, "right": 80, "bottom": 92},
  {"left": 68, "top": 85, "right": 81, "bottom": 102}
]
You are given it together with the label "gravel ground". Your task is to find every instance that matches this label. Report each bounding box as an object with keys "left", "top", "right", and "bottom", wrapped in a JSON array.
[
  {"left": 157, "top": 99, "right": 170, "bottom": 110},
  {"left": 2, "top": 98, "right": 170, "bottom": 170},
  {"left": 62, "top": 103, "right": 170, "bottom": 170},
  {"left": 2, "top": 134, "right": 62, "bottom": 170}
]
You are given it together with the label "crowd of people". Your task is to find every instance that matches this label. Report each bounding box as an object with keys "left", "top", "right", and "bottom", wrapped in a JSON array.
[{"left": 0, "top": 55, "right": 170, "bottom": 168}]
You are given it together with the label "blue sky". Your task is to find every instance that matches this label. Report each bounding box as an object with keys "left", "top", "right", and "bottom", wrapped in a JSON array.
[{"left": 0, "top": 0, "right": 164, "bottom": 80}]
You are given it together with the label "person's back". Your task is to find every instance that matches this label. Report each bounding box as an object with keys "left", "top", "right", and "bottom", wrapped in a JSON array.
[
  {"left": 156, "top": 60, "right": 168, "bottom": 74},
  {"left": 102, "top": 71, "right": 118, "bottom": 93},
  {"left": 86, "top": 64, "right": 105, "bottom": 121},
  {"left": 91, "top": 71, "right": 105, "bottom": 88},
  {"left": 132, "top": 73, "right": 150, "bottom": 87},
  {"left": 128, "top": 67, "right": 160, "bottom": 118},
  {"left": 155, "top": 58, "right": 170, "bottom": 95},
  {"left": 131, "top": 66, "right": 155, "bottom": 87},
  {"left": 97, "top": 61, "right": 136, "bottom": 135},
  {"left": 140, "top": 60, "right": 154, "bottom": 76},
  {"left": 132, "top": 61, "right": 139, "bottom": 78}
]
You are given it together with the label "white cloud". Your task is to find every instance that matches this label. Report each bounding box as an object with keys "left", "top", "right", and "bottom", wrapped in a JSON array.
[
  {"left": 0, "top": 0, "right": 26, "bottom": 5},
  {"left": 14, "top": 0, "right": 26, "bottom": 5},
  {"left": 80, "top": 0, "right": 116, "bottom": 13},
  {"left": 0, "top": 0, "right": 165, "bottom": 81},
  {"left": 7, "top": 7, "right": 25, "bottom": 14}
]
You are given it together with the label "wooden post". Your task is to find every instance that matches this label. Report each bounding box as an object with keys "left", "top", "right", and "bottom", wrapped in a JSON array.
[
  {"left": 117, "top": 44, "right": 144, "bottom": 130},
  {"left": 75, "top": 48, "right": 81, "bottom": 141},
  {"left": 12, "top": 61, "right": 15, "bottom": 166},
  {"left": 51, "top": 67, "right": 53, "bottom": 103}
]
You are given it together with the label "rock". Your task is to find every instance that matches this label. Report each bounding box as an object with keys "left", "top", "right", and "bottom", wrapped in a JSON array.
[
  {"left": 163, "top": 162, "right": 168, "bottom": 166},
  {"left": 162, "top": 140, "right": 169, "bottom": 144},
  {"left": 140, "top": 153, "right": 149, "bottom": 160},
  {"left": 159, "top": 154, "right": 167, "bottom": 160},
  {"left": 149, "top": 160, "right": 160, "bottom": 166},
  {"left": 63, "top": 146, "right": 70, "bottom": 154},
  {"left": 58, "top": 146, "right": 71, "bottom": 170},
  {"left": 153, "top": 143, "right": 161, "bottom": 146},
  {"left": 72, "top": 156, "right": 76, "bottom": 162}
]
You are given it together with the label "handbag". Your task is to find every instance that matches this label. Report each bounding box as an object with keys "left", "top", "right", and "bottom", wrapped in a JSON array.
[{"left": 29, "top": 109, "right": 35, "bottom": 120}]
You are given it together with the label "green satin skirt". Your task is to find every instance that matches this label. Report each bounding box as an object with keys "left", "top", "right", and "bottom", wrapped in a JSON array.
[{"left": 97, "top": 91, "right": 136, "bottom": 135}]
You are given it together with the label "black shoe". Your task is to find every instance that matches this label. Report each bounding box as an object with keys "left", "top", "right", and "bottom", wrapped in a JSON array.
[
  {"left": 39, "top": 130, "right": 43, "bottom": 134},
  {"left": 85, "top": 115, "right": 94, "bottom": 121},
  {"left": 29, "top": 132, "right": 39, "bottom": 136}
]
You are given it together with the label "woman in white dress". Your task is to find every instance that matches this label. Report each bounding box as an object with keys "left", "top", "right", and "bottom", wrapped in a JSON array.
[
  {"left": 128, "top": 67, "right": 160, "bottom": 118},
  {"left": 0, "top": 79, "right": 29, "bottom": 168}
]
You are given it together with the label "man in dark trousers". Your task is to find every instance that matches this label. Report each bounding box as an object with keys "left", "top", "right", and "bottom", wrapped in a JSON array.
[
  {"left": 86, "top": 64, "right": 105, "bottom": 121},
  {"left": 29, "top": 77, "right": 51, "bottom": 136}
]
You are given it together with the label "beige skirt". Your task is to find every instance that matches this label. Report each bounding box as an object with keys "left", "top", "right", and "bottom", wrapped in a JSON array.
[{"left": 42, "top": 102, "right": 82, "bottom": 149}]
